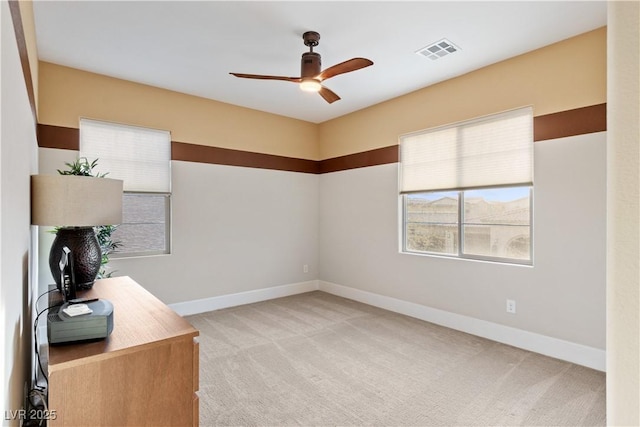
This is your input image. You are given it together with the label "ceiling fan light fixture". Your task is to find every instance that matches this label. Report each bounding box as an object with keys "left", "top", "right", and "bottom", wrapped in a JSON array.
[
  {"left": 230, "top": 31, "right": 373, "bottom": 104},
  {"left": 300, "top": 78, "right": 321, "bottom": 92}
]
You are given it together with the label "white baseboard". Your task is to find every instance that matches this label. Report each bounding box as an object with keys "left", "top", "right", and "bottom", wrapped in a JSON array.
[
  {"left": 169, "top": 279, "right": 605, "bottom": 371},
  {"left": 169, "top": 280, "right": 320, "bottom": 316},
  {"left": 318, "top": 280, "right": 605, "bottom": 372}
]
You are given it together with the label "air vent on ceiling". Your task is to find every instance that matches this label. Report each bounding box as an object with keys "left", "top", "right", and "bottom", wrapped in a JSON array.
[{"left": 416, "top": 39, "right": 460, "bottom": 61}]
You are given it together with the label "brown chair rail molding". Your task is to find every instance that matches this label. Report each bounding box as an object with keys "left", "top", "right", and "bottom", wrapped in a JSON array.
[
  {"left": 36, "top": 103, "right": 606, "bottom": 175},
  {"left": 534, "top": 103, "right": 606, "bottom": 142}
]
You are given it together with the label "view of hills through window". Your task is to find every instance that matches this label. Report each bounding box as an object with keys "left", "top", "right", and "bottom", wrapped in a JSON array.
[{"left": 405, "top": 187, "right": 531, "bottom": 261}]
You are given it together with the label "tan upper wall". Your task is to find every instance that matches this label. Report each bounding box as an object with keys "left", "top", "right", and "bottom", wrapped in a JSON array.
[
  {"left": 318, "top": 27, "right": 607, "bottom": 159},
  {"left": 38, "top": 62, "right": 320, "bottom": 160},
  {"left": 38, "top": 27, "right": 605, "bottom": 161}
]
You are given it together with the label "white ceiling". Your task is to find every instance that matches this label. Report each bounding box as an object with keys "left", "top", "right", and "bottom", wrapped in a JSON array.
[{"left": 33, "top": 1, "right": 607, "bottom": 124}]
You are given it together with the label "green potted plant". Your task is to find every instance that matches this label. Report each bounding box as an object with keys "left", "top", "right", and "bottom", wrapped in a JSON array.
[{"left": 55, "top": 157, "right": 121, "bottom": 278}]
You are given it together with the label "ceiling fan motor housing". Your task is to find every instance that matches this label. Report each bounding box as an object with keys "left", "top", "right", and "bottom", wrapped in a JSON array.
[{"left": 301, "top": 52, "right": 321, "bottom": 78}]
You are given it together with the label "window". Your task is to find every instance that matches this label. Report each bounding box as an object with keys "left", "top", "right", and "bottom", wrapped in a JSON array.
[
  {"left": 399, "top": 107, "right": 533, "bottom": 264},
  {"left": 404, "top": 187, "right": 532, "bottom": 263},
  {"left": 80, "top": 118, "right": 171, "bottom": 256}
]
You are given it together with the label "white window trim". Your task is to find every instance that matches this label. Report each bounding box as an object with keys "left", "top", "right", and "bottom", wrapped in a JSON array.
[{"left": 400, "top": 186, "right": 533, "bottom": 265}]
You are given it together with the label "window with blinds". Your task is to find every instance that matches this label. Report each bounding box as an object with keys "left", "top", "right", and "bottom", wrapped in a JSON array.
[
  {"left": 80, "top": 118, "right": 171, "bottom": 257},
  {"left": 399, "top": 107, "right": 533, "bottom": 264}
]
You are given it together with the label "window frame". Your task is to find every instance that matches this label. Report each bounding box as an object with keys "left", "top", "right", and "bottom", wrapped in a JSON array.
[{"left": 401, "top": 185, "right": 533, "bottom": 265}]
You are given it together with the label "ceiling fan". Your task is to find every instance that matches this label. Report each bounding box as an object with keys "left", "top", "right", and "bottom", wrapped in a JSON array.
[{"left": 230, "top": 31, "right": 373, "bottom": 104}]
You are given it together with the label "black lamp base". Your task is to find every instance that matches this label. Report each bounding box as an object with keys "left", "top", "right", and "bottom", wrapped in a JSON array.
[{"left": 49, "top": 227, "right": 102, "bottom": 290}]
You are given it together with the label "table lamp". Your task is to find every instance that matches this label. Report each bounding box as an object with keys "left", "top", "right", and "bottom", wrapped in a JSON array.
[{"left": 31, "top": 175, "right": 123, "bottom": 291}]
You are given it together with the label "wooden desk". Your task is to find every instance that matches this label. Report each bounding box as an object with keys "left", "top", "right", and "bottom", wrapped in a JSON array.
[{"left": 48, "top": 276, "right": 199, "bottom": 426}]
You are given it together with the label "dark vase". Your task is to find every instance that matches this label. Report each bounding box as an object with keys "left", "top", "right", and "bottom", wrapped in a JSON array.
[{"left": 49, "top": 227, "right": 102, "bottom": 290}]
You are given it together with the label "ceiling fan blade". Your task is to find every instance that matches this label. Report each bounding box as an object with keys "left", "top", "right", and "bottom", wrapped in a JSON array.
[
  {"left": 318, "top": 58, "right": 373, "bottom": 81},
  {"left": 230, "top": 73, "right": 301, "bottom": 83},
  {"left": 318, "top": 85, "right": 340, "bottom": 104}
]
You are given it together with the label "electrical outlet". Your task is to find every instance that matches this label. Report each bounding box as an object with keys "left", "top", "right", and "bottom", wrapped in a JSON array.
[
  {"left": 506, "top": 299, "right": 516, "bottom": 314},
  {"left": 303, "top": 264, "right": 309, "bottom": 273}
]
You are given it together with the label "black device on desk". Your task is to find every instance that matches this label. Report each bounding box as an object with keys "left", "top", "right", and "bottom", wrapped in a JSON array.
[
  {"left": 59, "top": 246, "right": 76, "bottom": 301},
  {"left": 47, "top": 246, "right": 114, "bottom": 344}
]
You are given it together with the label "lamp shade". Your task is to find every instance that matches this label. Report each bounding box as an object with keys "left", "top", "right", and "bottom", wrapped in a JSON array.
[{"left": 31, "top": 175, "right": 123, "bottom": 226}]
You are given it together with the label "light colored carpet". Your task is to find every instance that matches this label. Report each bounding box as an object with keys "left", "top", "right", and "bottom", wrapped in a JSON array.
[{"left": 187, "top": 291, "right": 605, "bottom": 426}]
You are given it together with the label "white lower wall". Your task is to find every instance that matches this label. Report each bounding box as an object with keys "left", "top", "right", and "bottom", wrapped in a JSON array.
[
  {"left": 319, "top": 132, "right": 607, "bottom": 351},
  {"left": 1, "top": 2, "right": 39, "bottom": 421},
  {"left": 38, "top": 132, "right": 606, "bottom": 372},
  {"left": 37, "top": 151, "right": 320, "bottom": 304},
  {"left": 168, "top": 131, "right": 606, "bottom": 370}
]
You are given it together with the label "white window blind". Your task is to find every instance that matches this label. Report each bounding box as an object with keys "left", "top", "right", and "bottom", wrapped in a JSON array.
[
  {"left": 80, "top": 118, "right": 171, "bottom": 192},
  {"left": 399, "top": 107, "right": 533, "bottom": 193}
]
